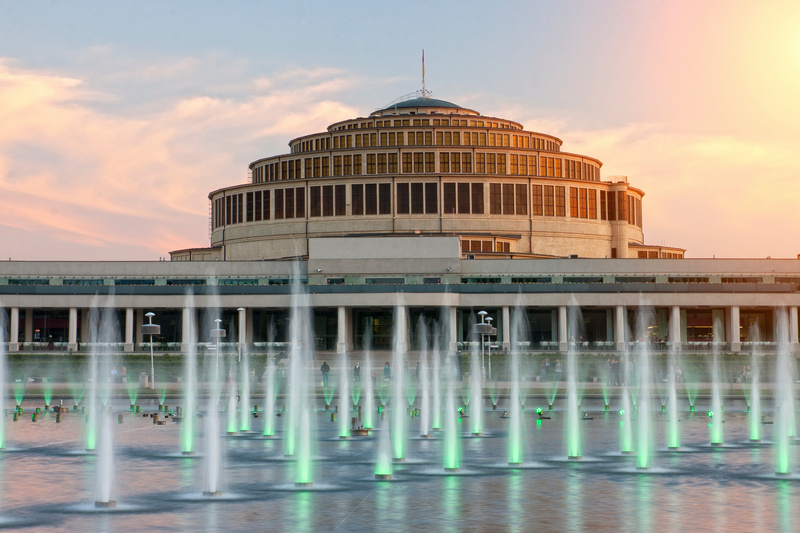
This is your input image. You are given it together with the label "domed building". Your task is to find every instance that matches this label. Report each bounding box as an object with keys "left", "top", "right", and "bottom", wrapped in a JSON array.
[{"left": 172, "top": 94, "right": 684, "bottom": 261}]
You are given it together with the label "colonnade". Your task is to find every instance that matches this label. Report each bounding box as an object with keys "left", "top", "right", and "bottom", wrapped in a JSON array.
[{"left": 4, "top": 304, "right": 800, "bottom": 354}]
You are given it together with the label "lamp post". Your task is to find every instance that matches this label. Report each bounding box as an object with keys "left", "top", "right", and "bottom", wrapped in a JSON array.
[
  {"left": 486, "top": 317, "right": 494, "bottom": 381},
  {"left": 141, "top": 312, "right": 160, "bottom": 390},
  {"left": 237, "top": 308, "right": 245, "bottom": 363},
  {"left": 474, "top": 311, "right": 497, "bottom": 387},
  {"left": 210, "top": 318, "right": 226, "bottom": 375}
]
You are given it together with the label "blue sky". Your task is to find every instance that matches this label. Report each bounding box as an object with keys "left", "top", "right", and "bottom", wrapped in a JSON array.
[{"left": 1, "top": 1, "right": 799, "bottom": 259}]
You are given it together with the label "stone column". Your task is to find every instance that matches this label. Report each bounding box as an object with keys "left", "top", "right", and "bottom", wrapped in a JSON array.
[
  {"left": 336, "top": 306, "right": 352, "bottom": 354},
  {"left": 68, "top": 307, "right": 78, "bottom": 352},
  {"left": 181, "top": 307, "right": 194, "bottom": 353},
  {"left": 614, "top": 305, "right": 626, "bottom": 352},
  {"left": 790, "top": 307, "right": 799, "bottom": 354},
  {"left": 729, "top": 306, "right": 741, "bottom": 352},
  {"left": 80, "top": 309, "right": 90, "bottom": 349},
  {"left": 246, "top": 307, "right": 254, "bottom": 347},
  {"left": 501, "top": 306, "right": 510, "bottom": 351},
  {"left": 558, "top": 305, "right": 568, "bottom": 352},
  {"left": 24, "top": 308, "right": 33, "bottom": 347},
  {"left": 394, "top": 304, "right": 408, "bottom": 353},
  {"left": 448, "top": 306, "right": 458, "bottom": 354},
  {"left": 9, "top": 307, "right": 19, "bottom": 352},
  {"left": 669, "top": 306, "right": 681, "bottom": 350},
  {"left": 124, "top": 308, "right": 134, "bottom": 352},
  {"left": 135, "top": 309, "right": 144, "bottom": 347}
]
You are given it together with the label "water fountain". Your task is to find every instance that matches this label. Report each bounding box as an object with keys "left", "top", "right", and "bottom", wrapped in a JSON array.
[
  {"left": 774, "top": 308, "right": 794, "bottom": 475},
  {"left": 431, "top": 328, "right": 442, "bottom": 432},
  {"left": 634, "top": 304, "right": 654, "bottom": 470},
  {"left": 338, "top": 351, "right": 350, "bottom": 439},
  {"left": 285, "top": 268, "right": 315, "bottom": 487},
  {"left": 391, "top": 300, "right": 407, "bottom": 462},
  {"left": 665, "top": 345, "right": 681, "bottom": 450},
  {"left": 442, "top": 356, "right": 461, "bottom": 472},
  {"left": 374, "top": 418, "right": 393, "bottom": 480},
  {"left": 262, "top": 355, "right": 277, "bottom": 437},
  {"left": 0, "top": 306, "right": 7, "bottom": 450},
  {"left": 418, "top": 317, "right": 431, "bottom": 438},
  {"left": 91, "top": 298, "right": 120, "bottom": 508},
  {"left": 708, "top": 317, "right": 724, "bottom": 446},
  {"left": 565, "top": 298, "right": 582, "bottom": 460},
  {"left": 745, "top": 322, "right": 762, "bottom": 443},
  {"left": 182, "top": 294, "right": 198, "bottom": 455},
  {"left": 469, "top": 335, "right": 483, "bottom": 436},
  {"left": 226, "top": 357, "right": 238, "bottom": 435},
  {"left": 203, "top": 314, "right": 226, "bottom": 497},
  {"left": 239, "top": 344, "right": 251, "bottom": 433},
  {"left": 362, "top": 349, "right": 375, "bottom": 430},
  {"left": 507, "top": 306, "right": 525, "bottom": 466}
]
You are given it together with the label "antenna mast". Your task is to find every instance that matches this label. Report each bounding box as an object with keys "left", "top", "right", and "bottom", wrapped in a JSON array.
[{"left": 421, "top": 49, "right": 428, "bottom": 98}]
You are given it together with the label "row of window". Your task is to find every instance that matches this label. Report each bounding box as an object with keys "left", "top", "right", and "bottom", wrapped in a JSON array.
[
  {"left": 213, "top": 183, "right": 641, "bottom": 228},
  {"left": 461, "top": 240, "right": 511, "bottom": 253},
  {"left": 253, "top": 152, "right": 600, "bottom": 183}
]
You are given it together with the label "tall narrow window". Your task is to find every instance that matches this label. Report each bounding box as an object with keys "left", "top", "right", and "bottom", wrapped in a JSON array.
[
  {"left": 543, "top": 185, "right": 554, "bottom": 216},
  {"left": 397, "top": 183, "right": 410, "bottom": 214},
  {"left": 588, "top": 189, "right": 597, "bottom": 219},
  {"left": 457, "top": 183, "right": 470, "bottom": 214},
  {"left": 579, "top": 188, "right": 588, "bottom": 219},
  {"left": 274, "top": 189, "right": 284, "bottom": 219},
  {"left": 532, "top": 185, "right": 542, "bottom": 216},
  {"left": 334, "top": 184, "right": 345, "bottom": 216},
  {"left": 379, "top": 183, "right": 391, "bottom": 214},
  {"left": 310, "top": 186, "right": 321, "bottom": 217},
  {"left": 425, "top": 182, "right": 438, "bottom": 214},
  {"left": 246, "top": 192, "right": 254, "bottom": 222},
  {"left": 254, "top": 191, "right": 262, "bottom": 221},
  {"left": 502, "top": 183, "right": 514, "bottom": 215},
  {"left": 352, "top": 184, "right": 363, "bottom": 215},
  {"left": 556, "top": 187, "right": 566, "bottom": 217},
  {"left": 490, "top": 183, "right": 502, "bottom": 215},
  {"left": 263, "top": 190, "right": 271, "bottom": 220},
  {"left": 365, "top": 183, "right": 377, "bottom": 215},
  {"left": 443, "top": 183, "right": 456, "bottom": 214},
  {"left": 322, "top": 185, "right": 333, "bottom": 217},
  {"left": 471, "top": 183, "right": 484, "bottom": 214},
  {"left": 411, "top": 182, "right": 424, "bottom": 214},
  {"left": 570, "top": 187, "right": 579, "bottom": 218},
  {"left": 285, "top": 188, "right": 295, "bottom": 218},
  {"left": 515, "top": 184, "right": 528, "bottom": 215}
]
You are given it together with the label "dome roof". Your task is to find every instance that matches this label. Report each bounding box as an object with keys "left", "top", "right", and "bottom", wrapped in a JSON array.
[{"left": 371, "top": 95, "right": 478, "bottom": 116}]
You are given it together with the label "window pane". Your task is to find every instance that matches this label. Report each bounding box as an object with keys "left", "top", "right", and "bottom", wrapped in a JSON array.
[
  {"left": 411, "top": 182, "right": 424, "bottom": 214},
  {"left": 515, "top": 184, "right": 527, "bottom": 215},
  {"left": 490, "top": 183, "right": 502, "bottom": 215},
  {"left": 425, "top": 182, "right": 437, "bottom": 214},
  {"left": 310, "top": 186, "right": 321, "bottom": 217},
  {"left": 335, "top": 184, "right": 345, "bottom": 216},
  {"left": 285, "top": 188, "right": 295, "bottom": 218},
  {"left": 471, "top": 183, "right": 484, "bottom": 214},
  {"left": 397, "top": 183, "right": 410, "bottom": 214},
  {"left": 502, "top": 183, "right": 514, "bottom": 214},
  {"left": 365, "top": 183, "right": 377, "bottom": 215},
  {"left": 457, "top": 183, "right": 470, "bottom": 214},
  {"left": 352, "top": 184, "right": 363, "bottom": 216},
  {"left": 443, "top": 183, "right": 456, "bottom": 214},
  {"left": 379, "top": 183, "right": 391, "bottom": 214},
  {"left": 322, "top": 185, "right": 333, "bottom": 217}
]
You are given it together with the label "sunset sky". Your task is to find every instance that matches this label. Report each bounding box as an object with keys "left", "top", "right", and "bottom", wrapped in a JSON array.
[{"left": 1, "top": 1, "right": 799, "bottom": 260}]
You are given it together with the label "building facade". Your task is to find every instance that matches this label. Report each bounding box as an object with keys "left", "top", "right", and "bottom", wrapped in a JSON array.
[
  {"left": 174, "top": 96, "right": 683, "bottom": 262},
  {"left": 1, "top": 94, "right": 798, "bottom": 359}
]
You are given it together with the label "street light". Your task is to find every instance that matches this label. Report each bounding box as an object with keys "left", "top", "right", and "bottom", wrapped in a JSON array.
[
  {"left": 141, "top": 312, "right": 160, "bottom": 390},
  {"left": 210, "top": 318, "right": 226, "bottom": 375},
  {"left": 474, "top": 311, "right": 497, "bottom": 386},
  {"left": 486, "top": 317, "right": 494, "bottom": 380},
  {"left": 237, "top": 308, "right": 245, "bottom": 363}
]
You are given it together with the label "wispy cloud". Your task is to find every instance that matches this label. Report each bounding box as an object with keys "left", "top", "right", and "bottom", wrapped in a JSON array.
[{"left": 0, "top": 57, "right": 359, "bottom": 260}]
